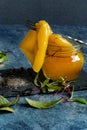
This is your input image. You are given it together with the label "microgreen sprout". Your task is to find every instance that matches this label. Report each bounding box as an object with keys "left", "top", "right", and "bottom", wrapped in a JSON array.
[
  {"left": 0, "top": 49, "right": 19, "bottom": 64},
  {"left": 0, "top": 50, "right": 8, "bottom": 62},
  {"left": 34, "top": 73, "right": 74, "bottom": 97}
]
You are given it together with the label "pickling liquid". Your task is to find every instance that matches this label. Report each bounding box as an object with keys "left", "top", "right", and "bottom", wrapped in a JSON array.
[{"left": 42, "top": 45, "right": 84, "bottom": 81}]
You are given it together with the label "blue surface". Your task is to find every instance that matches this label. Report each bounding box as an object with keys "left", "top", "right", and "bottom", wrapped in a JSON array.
[
  {"left": 0, "top": 25, "right": 87, "bottom": 130},
  {"left": 0, "top": 0, "right": 87, "bottom": 25}
]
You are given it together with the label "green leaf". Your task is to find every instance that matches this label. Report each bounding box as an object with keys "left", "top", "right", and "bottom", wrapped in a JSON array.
[
  {"left": 0, "top": 51, "right": 8, "bottom": 62},
  {"left": 25, "top": 97, "right": 63, "bottom": 109},
  {"left": 39, "top": 81, "right": 46, "bottom": 93},
  {"left": 0, "top": 96, "right": 10, "bottom": 107},
  {"left": 0, "top": 95, "right": 19, "bottom": 107},
  {"left": 42, "top": 78, "right": 50, "bottom": 87},
  {"left": 34, "top": 74, "right": 39, "bottom": 86},
  {"left": 0, "top": 95, "right": 19, "bottom": 112},
  {"left": 0, "top": 107, "right": 14, "bottom": 112},
  {"left": 39, "top": 78, "right": 50, "bottom": 93},
  {"left": 74, "top": 98, "right": 87, "bottom": 104},
  {"left": 2, "top": 56, "right": 8, "bottom": 61},
  {"left": 47, "top": 84, "right": 62, "bottom": 91},
  {"left": 41, "top": 87, "right": 47, "bottom": 93},
  {"left": 8, "top": 96, "right": 20, "bottom": 106},
  {"left": 69, "top": 85, "right": 74, "bottom": 99},
  {"left": 53, "top": 77, "right": 65, "bottom": 85}
]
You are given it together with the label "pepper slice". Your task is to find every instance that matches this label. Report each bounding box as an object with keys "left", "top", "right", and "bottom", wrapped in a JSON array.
[
  {"left": 47, "top": 33, "right": 75, "bottom": 56},
  {"left": 19, "top": 20, "right": 52, "bottom": 72},
  {"left": 32, "top": 20, "right": 52, "bottom": 72},
  {"left": 48, "top": 33, "right": 73, "bottom": 47},
  {"left": 19, "top": 29, "right": 37, "bottom": 64}
]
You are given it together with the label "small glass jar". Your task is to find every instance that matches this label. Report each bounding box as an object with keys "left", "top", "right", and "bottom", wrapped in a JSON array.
[{"left": 42, "top": 40, "right": 84, "bottom": 81}]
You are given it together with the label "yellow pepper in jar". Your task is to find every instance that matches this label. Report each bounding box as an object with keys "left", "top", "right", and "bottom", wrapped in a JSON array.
[
  {"left": 19, "top": 20, "right": 84, "bottom": 81},
  {"left": 42, "top": 34, "right": 84, "bottom": 80},
  {"left": 19, "top": 20, "right": 52, "bottom": 72},
  {"left": 19, "top": 29, "right": 37, "bottom": 64}
]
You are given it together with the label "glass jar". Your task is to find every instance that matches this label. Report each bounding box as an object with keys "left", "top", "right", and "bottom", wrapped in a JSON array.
[{"left": 42, "top": 40, "right": 84, "bottom": 81}]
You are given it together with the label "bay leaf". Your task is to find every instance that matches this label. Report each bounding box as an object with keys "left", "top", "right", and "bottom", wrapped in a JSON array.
[
  {"left": 74, "top": 98, "right": 87, "bottom": 104},
  {"left": 0, "top": 96, "right": 10, "bottom": 107},
  {"left": 8, "top": 96, "right": 20, "bottom": 106},
  {"left": 25, "top": 97, "right": 63, "bottom": 109},
  {"left": 0, "top": 95, "right": 19, "bottom": 107},
  {"left": 0, "top": 107, "right": 14, "bottom": 112},
  {"left": 0, "top": 95, "right": 19, "bottom": 112}
]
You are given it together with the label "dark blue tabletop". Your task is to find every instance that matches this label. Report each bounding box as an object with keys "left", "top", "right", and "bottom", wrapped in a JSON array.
[{"left": 0, "top": 25, "right": 87, "bottom": 130}]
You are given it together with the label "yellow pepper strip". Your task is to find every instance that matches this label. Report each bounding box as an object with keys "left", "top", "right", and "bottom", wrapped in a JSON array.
[
  {"left": 19, "top": 20, "right": 52, "bottom": 73},
  {"left": 47, "top": 33, "right": 75, "bottom": 56},
  {"left": 32, "top": 20, "right": 52, "bottom": 72},
  {"left": 19, "top": 29, "right": 37, "bottom": 64},
  {"left": 48, "top": 33, "right": 73, "bottom": 47}
]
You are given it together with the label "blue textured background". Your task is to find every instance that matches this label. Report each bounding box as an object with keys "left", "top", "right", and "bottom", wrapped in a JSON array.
[
  {"left": 0, "top": 25, "right": 87, "bottom": 130},
  {"left": 0, "top": 0, "right": 87, "bottom": 25}
]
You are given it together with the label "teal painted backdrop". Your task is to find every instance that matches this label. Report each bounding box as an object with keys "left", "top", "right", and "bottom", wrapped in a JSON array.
[{"left": 0, "top": 0, "right": 87, "bottom": 25}]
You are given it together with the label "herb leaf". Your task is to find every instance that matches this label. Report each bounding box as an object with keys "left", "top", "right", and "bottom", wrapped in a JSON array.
[
  {"left": 69, "top": 85, "right": 74, "bottom": 99},
  {"left": 39, "top": 79, "right": 49, "bottom": 93},
  {"left": 0, "top": 95, "right": 19, "bottom": 112},
  {"left": 47, "top": 84, "right": 62, "bottom": 91},
  {"left": 34, "top": 74, "right": 39, "bottom": 86},
  {"left": 0, "top": 96, "right": 10, "bottom": 107},
  {"left": 74, "top": 98, "right": 87, "bottom": 104},
  {"left": 0, "top": 107, "right": 15, "bottom": 112},
  {"left": 25, "top": 97, "right": 63, "bottom": 109},
  {"left": 0, "top": 51, "right": 8, "bottom": 62},
  {"left": 8, "top": 96, "right": 20, "bottom": 106},
  {"left": 0, "top": 95, "right": 19, "bottom": 107}
]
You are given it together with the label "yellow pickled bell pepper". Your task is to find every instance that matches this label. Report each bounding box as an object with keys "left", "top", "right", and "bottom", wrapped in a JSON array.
[
  {"left": 48, "top": 33, "right": 73, "bottom": 47},
  {"left": 19, "top": 29, "right": 37, "bottom": 64},
  {"left": 32, "top": 20, "right": 52, "bottom": 72},
  {"left": 19, "top": 20, "right": 52, "bottom": 73},
  {"left": 47, "top": 33, "right": 75, "bottom": 56},
  {"left": 42, "top": 33, "right": 77, "bottom": 80}
]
